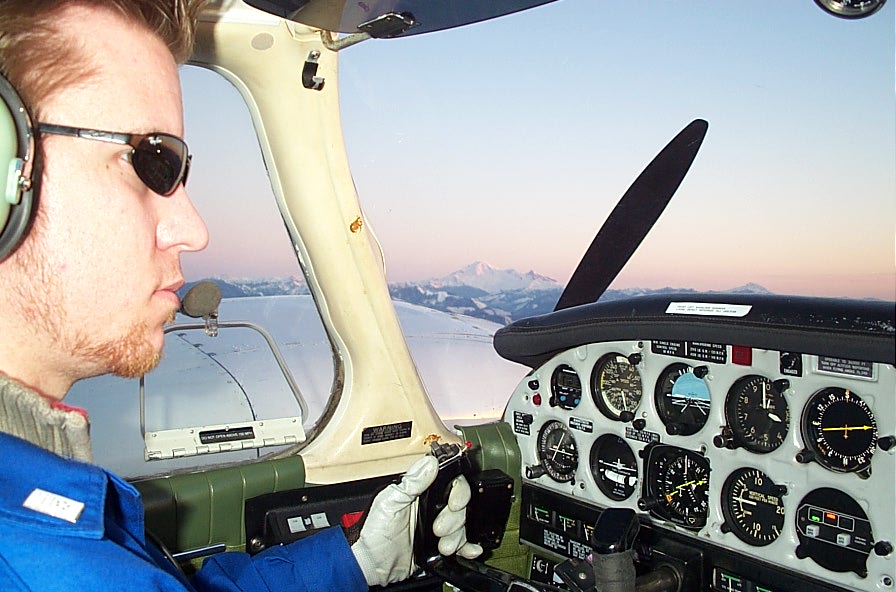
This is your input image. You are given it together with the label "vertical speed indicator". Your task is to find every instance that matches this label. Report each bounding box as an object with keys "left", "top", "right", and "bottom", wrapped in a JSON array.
[{"left": 721, "top": 467, "right": 786, "bottom": 546}]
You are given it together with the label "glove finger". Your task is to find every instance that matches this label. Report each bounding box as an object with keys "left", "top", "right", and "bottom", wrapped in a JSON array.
[
  {"left": 437, "top": 526, "right": 467, "bottom": 556},
  {"left": 446, "top": 475, "right": 471, "bottom": 512},
  {"left": 457, "top": 542, "right": 483, "bottom": 560},
  {"left": 433, "top": 504, "right": 465, "bottom": 537},
  {"left": 395, "top": 455, "right": 439, "bottom": 500}
]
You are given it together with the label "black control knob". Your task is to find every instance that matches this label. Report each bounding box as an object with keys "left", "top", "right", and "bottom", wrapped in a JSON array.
[
  {"left": 525, "top": 465, "right": 546, "bottom": 479},
  {"left": 528, "top": 379, "right": 540, "bottom": 391},
  {"left": 795, "top": 449, "right": 815, "bottom": 464},
  {"left": 878, "top": 436, "right": 896, "bottom": 451},
  {"left": 874, "top": 541, "right": 893, "bottom": 556},
  {"left": 632, "top": 418, "right": 647, "bottom": 431},
  {"left": 693, "top": 365, "right": 709, "bottom": 379},
  {"left": 666, "top": 422, "right": 684, "bottom": 436},
  {"left": 713, "top": 428, "right": 735, "bottom": 449},
  {"left": 627, "top": 353, "right": 642, "bottom": 366}
]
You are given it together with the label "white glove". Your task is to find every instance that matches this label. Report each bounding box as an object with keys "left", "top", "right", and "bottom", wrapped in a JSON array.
[
  {"left": 350, "top": 455, "right": 483, "bottom": 587},
  {"left": 433, "top": 475, "right": 483, "bottom": 560}
]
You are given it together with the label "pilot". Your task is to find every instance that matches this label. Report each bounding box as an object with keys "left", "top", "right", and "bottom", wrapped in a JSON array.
[{"left": 0, "top": 1, "right": 480, "bottom": 590}]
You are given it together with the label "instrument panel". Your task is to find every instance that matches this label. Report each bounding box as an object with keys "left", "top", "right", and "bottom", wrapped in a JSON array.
[{"left": 504, "top": 338, "right": 895, "bottom": 592}]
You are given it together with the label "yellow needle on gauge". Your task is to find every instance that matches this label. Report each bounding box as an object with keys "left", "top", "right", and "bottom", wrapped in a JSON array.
[
  {"left": 665, "top": 478, "right": 706, "bottom": 502},
  {"left": 822, "top": 425, "right": 873, "bottom": 439}
]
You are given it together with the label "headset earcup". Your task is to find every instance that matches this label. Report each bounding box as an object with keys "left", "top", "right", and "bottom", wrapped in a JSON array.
[{"left": 0, "top": 73, "right": 37, "bottom": 262}]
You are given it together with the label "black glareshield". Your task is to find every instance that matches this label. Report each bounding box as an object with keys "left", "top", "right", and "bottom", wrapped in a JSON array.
[{"left": 0, "top": 73, "right": 38, "bottom": 262}]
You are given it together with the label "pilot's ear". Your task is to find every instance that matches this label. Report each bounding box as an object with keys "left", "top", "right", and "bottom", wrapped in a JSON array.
[{"left": 0, "top": 72, "right": 40, "bottom": 262}]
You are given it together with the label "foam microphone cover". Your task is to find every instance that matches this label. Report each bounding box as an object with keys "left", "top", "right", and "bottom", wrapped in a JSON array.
[{"left": 180, "top": 280, "right": 222, "bottom": 318}]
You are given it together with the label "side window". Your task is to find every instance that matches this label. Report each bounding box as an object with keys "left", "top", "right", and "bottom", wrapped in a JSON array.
[{"left": 66, "top": 66, "right": 334, "bottom": 479}]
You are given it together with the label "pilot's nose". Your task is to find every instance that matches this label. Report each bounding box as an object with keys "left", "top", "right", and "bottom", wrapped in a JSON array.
[{"left": 156, "top": 185, "right": 209, "bottom": 253}]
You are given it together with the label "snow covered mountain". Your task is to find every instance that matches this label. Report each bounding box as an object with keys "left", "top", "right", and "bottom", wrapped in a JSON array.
[
  {"left": 185, "top": 264, "right": 771, "bottom": 325},
  {"left": 428, "top": 261, "right": 561, "bottom": 293}
]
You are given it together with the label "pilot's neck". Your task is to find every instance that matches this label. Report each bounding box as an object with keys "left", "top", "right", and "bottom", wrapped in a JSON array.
[{"left": 0, "top": 373, "right": 93, "bottom": 463}]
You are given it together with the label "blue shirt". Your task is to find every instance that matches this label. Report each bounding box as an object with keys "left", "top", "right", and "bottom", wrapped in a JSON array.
[{"left": 0, "top": 433, "right": 367, "bottom": 591}]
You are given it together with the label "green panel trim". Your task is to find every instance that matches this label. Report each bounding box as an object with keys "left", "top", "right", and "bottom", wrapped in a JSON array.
[
  {"left": 133, "top": 456, "right": 306, "bottom": 554},
  {"left": 455, "top": 421, "right": 527, "bottom": 579},
  {"left": 456, "top": 420, "right": 521, "bottom": 498}
]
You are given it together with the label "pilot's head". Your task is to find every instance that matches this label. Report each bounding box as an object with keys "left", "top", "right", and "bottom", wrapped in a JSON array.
[{"left": 0, "top": 0, "right": 209, "bottom": 400}]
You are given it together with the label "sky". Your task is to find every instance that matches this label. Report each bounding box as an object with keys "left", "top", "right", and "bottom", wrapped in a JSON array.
[{"left": 180, "top": 1, "right": 895, "bottom": 300}]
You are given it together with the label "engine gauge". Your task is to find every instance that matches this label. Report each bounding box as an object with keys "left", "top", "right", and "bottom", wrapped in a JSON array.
[
  {"left": 721, "top": 467, "right": 786, "bottom": 546},
  {"left": 723, "top": 375, "right": 790, "bottom": 453},
  {"left": 639, "top": 444, "right": 710, "bottom": 530},
  {"left": 795, "top": 488, "right": 873, "bottom": 577},
  {"left": 799, "top": 387, "right": 877, "bottom": 475},
  {"left": 655, "top": 363, "right": 712, "bottom": 436},
  {"left": 591, "top": 353, "right": 643, "bottom": 421},
  {"left": 536, "top": 420, "right": 579, "bottom": 483},
  {"left": 551, "top": 364, "right": 582, "bottom": 410},
  {"left": 589, "top": 434, "right": 638, "bottom": 501}
]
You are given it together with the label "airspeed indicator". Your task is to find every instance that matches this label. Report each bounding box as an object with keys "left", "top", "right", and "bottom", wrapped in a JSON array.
[{"left": 592, "top": 353, "right": 643, "bottom": 421}]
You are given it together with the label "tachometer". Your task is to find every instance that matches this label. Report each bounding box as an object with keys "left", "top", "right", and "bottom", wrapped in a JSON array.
[
  {"left": 798, "top": 387, "right": 877, "bottom": 475},
  {"left": 536, "top": 420, "right": 579, "bottom": 483},
  {"left": 655, "top": 363, "right": 712, "bottom": 436},
  {"left": 591, "top": 353, "right": 643, "bottom": 421},
  {"left": 639, "top": 444, "right": 710, "bottom": 530},
  {"left": 589, "top": 434, "right": 638, "bottom": 501},
  {"left": 720, "top": 375, "right": 790, "bottom": 453},
  {"left": 721, "top": 467, "right": 786, "bottom": 546}
]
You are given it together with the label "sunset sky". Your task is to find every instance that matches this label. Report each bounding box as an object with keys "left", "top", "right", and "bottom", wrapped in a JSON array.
[{"left": 180, "top": 1, "right": 895, "bottom": 300}]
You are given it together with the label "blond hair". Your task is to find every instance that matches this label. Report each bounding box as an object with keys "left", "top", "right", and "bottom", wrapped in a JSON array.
[{"left": 0, "top": 0, "right": 205, "bottom": 117}]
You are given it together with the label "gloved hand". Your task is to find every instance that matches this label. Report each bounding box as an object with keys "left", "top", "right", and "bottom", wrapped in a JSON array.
[
  {"left": 433, "top": 474, "right": 483, "bottom": 559},
  {"left": 350, "top": 455, "right": 483, "bottom": 587}
]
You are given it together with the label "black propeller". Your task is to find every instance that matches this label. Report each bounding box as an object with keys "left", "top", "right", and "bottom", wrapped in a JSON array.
[{"left": 553, "top": 119, "right": 709, "bottom": 311}]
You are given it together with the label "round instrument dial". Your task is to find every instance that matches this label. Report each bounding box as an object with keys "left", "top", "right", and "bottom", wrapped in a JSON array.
[
  {"left": 536, "top": 420, "right": 579, "bottom": 482},
  {"left": 591, "top": 353, "right": 643, "bottom": 421},
  {"left": 724, "top": 375, "right": 790, "bottom": 453},
  {"left": 551, "top": 364, "right": 582, "bottom": 410},
  {"left": 589, "top": 434, "right": 638, "bottom": 501},
  {"left": 640, "top": 444, "right": 710, "bottom": 530},
  {"left": 721, "top": 467, "right": 786, "bottom": 546},
  {"left": 800, "top": 387, "right": 877, "bottom": 474},
  {"left": 655, "top": 363, "right": 712, "bottom": 436}
]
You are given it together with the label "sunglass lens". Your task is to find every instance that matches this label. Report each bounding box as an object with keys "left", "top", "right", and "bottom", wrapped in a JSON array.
[{"left": 132, "top": 135, "right": 188, "bottom": 196}]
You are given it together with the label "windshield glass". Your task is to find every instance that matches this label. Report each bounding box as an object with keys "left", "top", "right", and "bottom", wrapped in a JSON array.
[{"left": 338, "top": 0, "right": 894, "bottom": 308}]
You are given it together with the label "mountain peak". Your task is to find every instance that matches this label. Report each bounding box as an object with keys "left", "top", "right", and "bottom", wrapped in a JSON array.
[{"left": 430, "top": 262, "right": 561, "bottom": 294}]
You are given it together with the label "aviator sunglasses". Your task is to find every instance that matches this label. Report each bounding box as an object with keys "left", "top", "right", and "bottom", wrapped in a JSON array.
[{"left": 37, "top": 123, "right": 191, "bottom": 196}]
